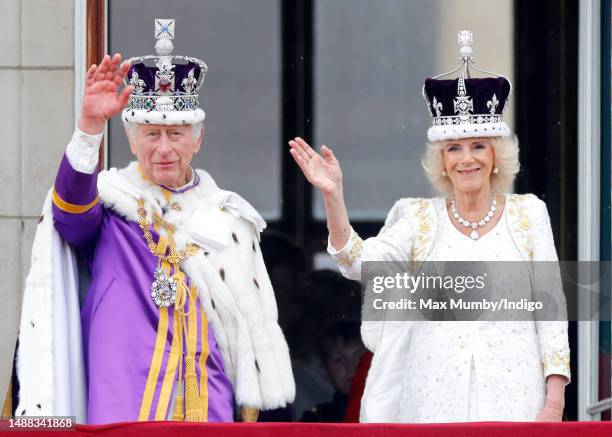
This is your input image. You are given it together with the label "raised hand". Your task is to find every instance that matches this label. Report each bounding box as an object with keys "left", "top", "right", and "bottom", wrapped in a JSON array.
[
  {"left": 289, "top": 137, "right": 343, "bottom": 197},
  {"left": 289, "top": 137, "right": 350, "bottom": 248},
  {"left": 79, "top": 53, "right": 133, "bottom": 135}
]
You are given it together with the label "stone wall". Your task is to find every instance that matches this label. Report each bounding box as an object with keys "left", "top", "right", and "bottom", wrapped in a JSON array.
[{"left": 0, "top": 0, "right": 75, "bottom": 406}]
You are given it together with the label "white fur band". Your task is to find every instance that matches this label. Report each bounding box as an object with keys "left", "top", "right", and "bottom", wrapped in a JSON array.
[
  {"left": 427, "top": 121, "right": 511, "bottom": 142},
  {"left": 122, "top": 108, "right": 206, "bottom": 125}
]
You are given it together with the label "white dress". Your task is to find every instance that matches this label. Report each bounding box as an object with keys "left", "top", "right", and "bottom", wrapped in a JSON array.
[{"left": 328, "top": 194, "right": 571, "bottom": 423}]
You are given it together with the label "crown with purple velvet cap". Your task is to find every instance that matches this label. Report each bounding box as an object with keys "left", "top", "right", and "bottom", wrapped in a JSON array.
[
  {"left": 122, "top": 19, "right": 207, "bottom": 125},
  {"left": 423, "top": 31, "right": 512, "bottom": 142}
]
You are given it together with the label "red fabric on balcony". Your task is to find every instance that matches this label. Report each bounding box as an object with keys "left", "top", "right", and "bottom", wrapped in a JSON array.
[{"left": 2, "top": 421, "right": 611, "bottom": 437}]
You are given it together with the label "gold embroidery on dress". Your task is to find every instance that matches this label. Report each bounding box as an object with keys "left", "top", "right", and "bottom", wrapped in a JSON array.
[
  {"left": 508, "top": 194, "right": 533, "bottom": 260},
  {"left": 410, "top": 199, "right": 433, "bottom": 267},
  {"left": 541, "top": 351, "right": 570, "bottom": 375},
  {"left": 337, "top": 232, "right": 364, "bottom": 267}
]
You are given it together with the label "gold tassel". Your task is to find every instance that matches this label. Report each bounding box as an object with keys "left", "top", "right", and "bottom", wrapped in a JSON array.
[
  {"left": 183, "top": 283, "right": 204, "bottom": 422},
  {"left": 164, "top": 238, "right": 204, "bottom": 422},
  {"left": 172, "top": 315, "right": 185, "bottom": 421},
  {"left": 184, "top": 357, "right": 204, "bottom": 421},
  {"left": 172, "top": 304, "right": 185, "bottom": 422},
  {"left": 172, "top": 395, "right": 185, "bottom": 421}
]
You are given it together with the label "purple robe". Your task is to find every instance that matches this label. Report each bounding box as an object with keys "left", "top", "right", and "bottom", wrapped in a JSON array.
[{"left": 52, "top": 155, "right": 234, "bottom": 424}]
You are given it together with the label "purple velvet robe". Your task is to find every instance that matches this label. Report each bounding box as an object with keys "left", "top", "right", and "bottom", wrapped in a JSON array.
[{"left": 52, "top": 155, "right": 234, "bottom": 424}]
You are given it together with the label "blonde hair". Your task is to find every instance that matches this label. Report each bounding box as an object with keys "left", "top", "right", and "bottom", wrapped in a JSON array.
[{"left": 421, "top": 135, "right": 520, "bottom": 194}]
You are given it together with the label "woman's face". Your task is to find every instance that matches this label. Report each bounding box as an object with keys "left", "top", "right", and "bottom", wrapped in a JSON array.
[{"left": 442, "top": 138, "right": 495, "bottom": 194}]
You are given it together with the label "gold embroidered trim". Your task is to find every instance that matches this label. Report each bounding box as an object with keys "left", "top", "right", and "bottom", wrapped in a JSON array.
[
  {"left": 541, "top": 351, "right": 570, "bottom": 375},
  {"left": 337, "top": 232, "right": 364, "bottom": 267},
  {"left": 508, "top": 194, "right": 533, "bottom": 260},
  {"left": 410, "top": 199, "right": 433, "bottom": 264}
]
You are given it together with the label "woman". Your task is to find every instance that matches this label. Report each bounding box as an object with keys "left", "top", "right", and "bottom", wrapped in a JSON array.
[{"left": 288, "top": 34, "right": 570, "bottom": 423}]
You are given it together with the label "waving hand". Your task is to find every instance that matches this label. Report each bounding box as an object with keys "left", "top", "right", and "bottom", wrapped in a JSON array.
[
  {"left": 288, "top": 137, "right": 343, "bottom": 197},
  {"left": 79, "top": 53, "right": 133, "bottom": 134}
]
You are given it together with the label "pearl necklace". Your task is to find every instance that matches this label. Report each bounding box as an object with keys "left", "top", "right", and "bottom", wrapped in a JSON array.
[{"left": 450, "top": 195, "right": 497, "bottom": 240}]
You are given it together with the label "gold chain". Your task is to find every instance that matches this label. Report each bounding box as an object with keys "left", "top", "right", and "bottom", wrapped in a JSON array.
[{"left": 137, "top": 198, "right": 199, "bottom": 263}]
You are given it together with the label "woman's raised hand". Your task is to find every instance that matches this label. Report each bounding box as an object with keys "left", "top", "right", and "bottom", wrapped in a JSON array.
[
  {"left": 79, "top": 53, "right": 133, "bottom": 135},
  {"left": 289, "top": 137, "right": 351, "bottom": 248},
  {"left": 289, "top": 137, "right": 343, "bottom": 197}
]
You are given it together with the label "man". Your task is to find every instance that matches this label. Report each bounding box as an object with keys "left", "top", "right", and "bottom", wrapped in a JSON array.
[{"left": 16, "top": 19, "right": 294, "bottom": 424}]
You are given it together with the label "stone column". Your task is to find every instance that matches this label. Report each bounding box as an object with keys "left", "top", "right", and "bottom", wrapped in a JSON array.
[{"left": 0, "top": 0, "right": 75, "bottom": 412}]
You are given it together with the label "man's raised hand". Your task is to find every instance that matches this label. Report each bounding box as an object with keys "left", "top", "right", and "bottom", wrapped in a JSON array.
[{"left": 79, "top": 53, "right": 133, "bottom": 135}]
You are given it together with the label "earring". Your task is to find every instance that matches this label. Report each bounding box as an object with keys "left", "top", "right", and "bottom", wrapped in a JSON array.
[
  {"left": 493, "top": 167, "right": 499, "bottom": 174},
  {"left": 442, "top": 170, "right": 447, "bottom": 177}
]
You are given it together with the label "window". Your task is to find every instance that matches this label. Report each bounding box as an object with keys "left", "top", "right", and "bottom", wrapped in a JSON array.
[
  {"left": 89, "top": 0, "right": 583, "bottom": 422},
  {"left": 313, "top": 0, "right": 513, "bottom": 220}
]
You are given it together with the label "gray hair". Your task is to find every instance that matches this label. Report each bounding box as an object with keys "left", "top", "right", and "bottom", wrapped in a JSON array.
[
  {"left": 421, "top": 135, "right": 520, "bottom": 195},
  {"left": 123, "top": 120, "right": 204, "bottom": 142}
]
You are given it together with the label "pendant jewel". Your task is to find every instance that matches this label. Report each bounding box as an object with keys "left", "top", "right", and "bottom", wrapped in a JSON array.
[
  {"left": 151, "top": 266, "right": 178, "bottom": 307},
  {"left": 450, "top": 194, "right": 497, "bottom": 241},
  {"left": 137, "top": 198, "right": 199, "bottom": 308}
]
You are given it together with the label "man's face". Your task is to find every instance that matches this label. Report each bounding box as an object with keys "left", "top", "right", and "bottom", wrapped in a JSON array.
[{"left": 128, "top": 124, "right": 203, "bottom": 188}]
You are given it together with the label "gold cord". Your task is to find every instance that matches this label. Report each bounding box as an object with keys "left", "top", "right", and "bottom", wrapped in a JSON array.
[
  {"left": 138, "top": 198, "right": 206, "bottom": 421},
  {"left": 172, "top": 314, "right": 186, "bottom": 421}
]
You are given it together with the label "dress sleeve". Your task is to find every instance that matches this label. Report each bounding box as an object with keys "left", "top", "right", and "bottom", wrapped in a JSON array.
[
  {"left": 52, "top": 128, "right": 103, "bottom": 249},
  {"left": 529, "top": 195, "right": 571, "bottom": 383},
  {"left": 327, "top": 199, "right": 414, "bottom": 281}
]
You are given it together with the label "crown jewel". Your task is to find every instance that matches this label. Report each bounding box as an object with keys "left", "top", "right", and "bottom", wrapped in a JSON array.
[
  {"left": 423, "top": 31, "right": 512, "bottom": 142},
  {"left": 123, "top": 19, "right": 207, "bottom": 125}
]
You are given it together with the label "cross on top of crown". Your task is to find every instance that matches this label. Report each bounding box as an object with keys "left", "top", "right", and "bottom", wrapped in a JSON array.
[
  {"left": 458, "top": 30, "right": 473, "bottom": 61},
  {"left": 155, "top": 19, "right": 175, "bottom": 40}
]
